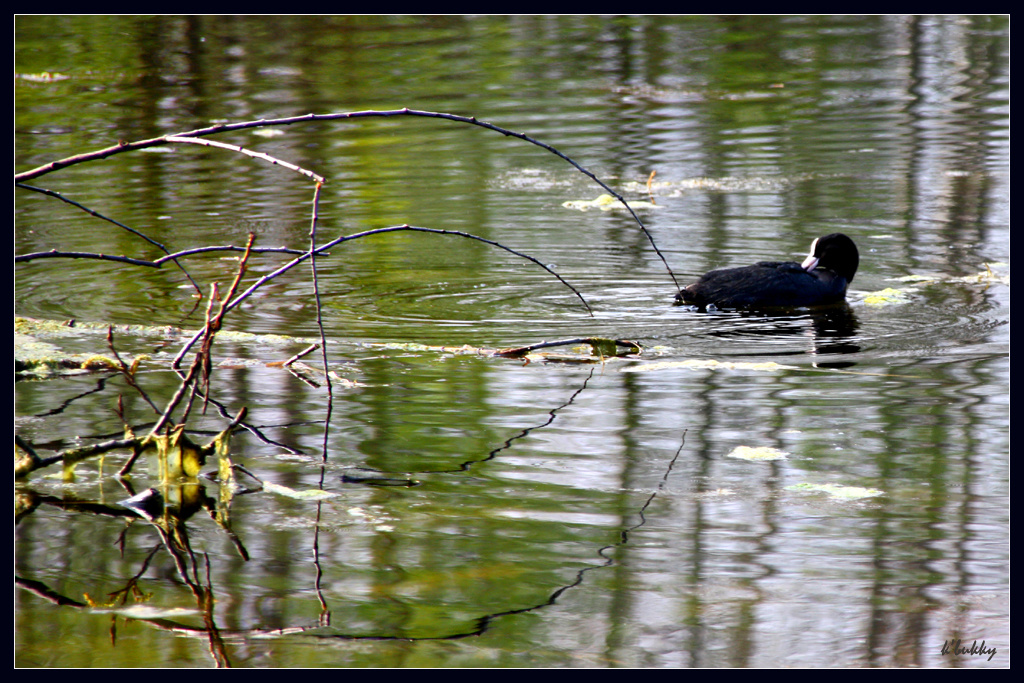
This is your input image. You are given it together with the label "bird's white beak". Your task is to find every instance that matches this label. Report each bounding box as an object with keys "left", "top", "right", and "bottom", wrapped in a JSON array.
[{"left": 801, "top": 237, "right": 819, "bottom": 271}]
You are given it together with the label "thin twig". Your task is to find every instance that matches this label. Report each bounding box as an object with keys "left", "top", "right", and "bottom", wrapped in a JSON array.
[
  {"left": 188, "top": 282, "right": 223, "bottom": 418},
  {"left": 14, "top": 108, "right": 679, "bottom": 288},
  {"left": 493, "top": 338, "right": 642, "bottom": 358},
  {"left": 105, "top": 326, "right": 161, "bottom": 414},
  {"left": 172, "top": 224, "right": 594, "bottom": 366},
  {"left": 282, "top": 344, "right": 321, "bottom": 368},
  {"left": 164, "top": 136, "right": 325, "bottom": 184},
  {"left": 306, "top": 181, "right": 335, "bottom": 462},
  {"left": 16, "top": 243, "right": 307, "bottom": 265},
  {"left": 308, "top": 183, "right": 330, "bottom": 382},
  {"left": 16, "top": 183, "right": 202, "bottom": 294}
]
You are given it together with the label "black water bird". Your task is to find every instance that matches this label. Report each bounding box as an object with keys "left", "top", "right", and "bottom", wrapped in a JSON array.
[{"left": 674, "top": 233, "right": 859, "bottom": 310}]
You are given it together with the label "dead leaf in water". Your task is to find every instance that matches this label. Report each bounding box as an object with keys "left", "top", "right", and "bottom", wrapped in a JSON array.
[
  {"left": 726, "top": 446, "right": 789, "bottom": 461},
  {"left": 623, "top": 359, "right": 796, "bottom": 373},
  {"left": 786, "top": 483, "right": 883, "bottom": 500},
  {"left": 561, "top": 194, "right": 659, "bottom": 211},
  {"left": 862, "top": 287, "right": 913, "bottom": 306}
]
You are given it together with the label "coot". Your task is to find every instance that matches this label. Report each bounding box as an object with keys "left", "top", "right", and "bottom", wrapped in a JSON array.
[{"left": 674, "top": 233, "right": 859, "bottom": 310}]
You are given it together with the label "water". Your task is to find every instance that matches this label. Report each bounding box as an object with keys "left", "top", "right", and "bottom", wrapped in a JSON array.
[{"left": 16, "top": 15, "right": 1008, "bottom": 668}]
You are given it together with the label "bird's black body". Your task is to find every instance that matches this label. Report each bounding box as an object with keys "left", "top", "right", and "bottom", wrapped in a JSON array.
[{"left": 675, "top": 233, "right": 859, "bottom": 311}]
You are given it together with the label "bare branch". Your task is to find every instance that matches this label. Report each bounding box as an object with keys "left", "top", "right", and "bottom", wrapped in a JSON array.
[
  {"left": 172, "top": 224, "right": 595, "bottom": 366},
  {"left": 16, "top": 182, "right": 202, "bottom": 293},
  {"left": 164, "top": 136, "right": 325, "bottom": 184},
  {"left": 14, "top": 108, "right": 678, "bottom": 288},
  {"left": 306, "top": 181, "right": 335, "bottom": 460},
  {"left": 15, "top": 243, "right": 307, "bottom": 266}
]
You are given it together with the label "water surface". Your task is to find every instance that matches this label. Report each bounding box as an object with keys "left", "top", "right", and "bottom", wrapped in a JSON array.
[{"left": 15, "top": 15, "right": 1008, "bottom": 668}]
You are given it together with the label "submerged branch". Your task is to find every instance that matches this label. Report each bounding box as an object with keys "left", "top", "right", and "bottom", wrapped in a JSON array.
[{"left": 494, "top": 338, "right": 642, "bottom": 358}]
